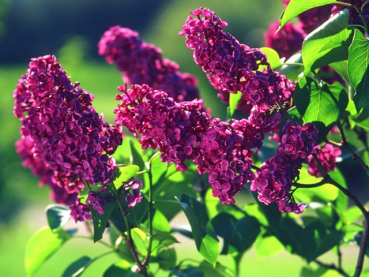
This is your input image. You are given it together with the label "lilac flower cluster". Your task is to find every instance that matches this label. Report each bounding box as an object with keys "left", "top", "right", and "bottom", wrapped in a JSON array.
[
  {"left": 308, "top": 143, "right": 341, "bottom": 177},
  {"left": 13, "top": 55, "right": 123, "bottom": 221},
  {"left": 179, "top": 7, "right": 294, "bottom": 135},
  {"left": 114, "top": 83, "right": 263, "bottom": 204},
  {"left": 251, "top": 120, "right": 319, "bottom": 214},
  {"left": 264, "top": 20, "right": 306, "bottom": 59},
  {"left": 98, "top": 26, "right": 201, "bottom": 103}
]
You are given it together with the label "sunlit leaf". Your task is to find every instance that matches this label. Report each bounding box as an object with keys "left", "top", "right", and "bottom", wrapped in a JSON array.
[
  {"left": 348, "top": 29, "right": 369, "bottom": 110},
  {"left": 260, "top": 47, "right": 283, "bottom": 69},
  {"left": 91, "top": 200, "right": 117, "bottom": 242},
  {"left": 280, "top": 0, "right": 341, "bottom": 29},
  {"left": 229, "top": 91, "right": 242, "bottom": 118},
  {"left": 25, "top": 227, "right": 72, "bottom": 276},
  {"left": 113, "top": 165, "right": 140, "bottom": 190},
  {"left": 302, "top": 10, "right": 352, "bottom": 73}
]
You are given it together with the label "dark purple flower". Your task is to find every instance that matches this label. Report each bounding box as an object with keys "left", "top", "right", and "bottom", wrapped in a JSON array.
[
  {"left": 251, "top": 120, "right": 319, "bottom": 214},
  {"left": 114, "top": 83, "right": 264, "bottom": 204},
  {"left": 98, "top": 26, "right": 202, "bottom": 103},
  {"left": 179, "top": 7, "right": 293, "bottom": 135},
  {"left": 308, "top": 143, "right": 341, "bottom": 177},
  {"left": 264, "top": 20, "right": 306, "bottom": 59},
  {"left": 13, "top": 55, "right": 124, "bottom": 221}
]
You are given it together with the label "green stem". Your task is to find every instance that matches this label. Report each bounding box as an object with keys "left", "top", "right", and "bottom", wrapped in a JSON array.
[
  {"left": 276, "top": 101, "right": 297, "bottom": 126},
  {"left": 111, "top": 185, "right": 149, "bottom": 277},
  {"left": 314, "top": 259, "right": 350, "bottom": 277},
  {"left": 143, "top": 157, "right": 154, "bottom": 266},
  {"left": 336, "top": 1, "right": 354, "bottom": 7},
  {"left": 352, "top": 4, "right": 369, "bottom": 36}
]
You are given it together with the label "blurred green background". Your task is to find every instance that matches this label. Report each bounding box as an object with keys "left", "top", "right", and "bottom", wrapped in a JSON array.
[{"left": 0, "top": 0, "right": 366, "bottom": 276}]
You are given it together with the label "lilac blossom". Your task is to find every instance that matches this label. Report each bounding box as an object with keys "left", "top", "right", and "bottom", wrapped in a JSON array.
[
  {"left": 13, "top": 55, "right": 124, "bottom": 221},
  {"left": 251, "top": 120, "right": 319, "bottom": 214},
  {"left": 114, "top": 83, "right": 264, "bottom": 204},
  {"left": 179, "top": 7, "right": 293, "bottom": 135},
  {"left": 308, "top": 143, "right": 341, "bottom": 177},
  {"left": 98, "top": 26, "right": 201, "bottom": 103},
  {"left": 264, "top": 20, "right": 306, "bottom": 59},
  {"left": 122, "top": 179, "right": 144, "bottom": 208}
]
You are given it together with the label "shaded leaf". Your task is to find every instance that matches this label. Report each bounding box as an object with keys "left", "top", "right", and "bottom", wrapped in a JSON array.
[
  {"left": 348, "top": 29, "right": 369, "bottom": 110},
  {"left": 61, "top": 256, "right": 93, "bottom": 277},
  {"left": 129, "top": 139, "right": 146, "bottom": 171},
  {"left": 302, "top": 10, "right": 353, "bottom": 73},
  {"left": 25, "top": 227, "right": 72, "bottom": 277},
  {"left": 103, "top": 260, "right": 139, "bottom": 277},
  {"left": 279, "top": 52, "right": 304, "bottom": 81},
  {"left": 176, "top": 194, "right": 219, "bottom": 266},
  {"left": 91, "top": 200, "right": 117, "bottom": 242},
  {"left": 46, "top": 204, "right": 70, "bottom": 232}
]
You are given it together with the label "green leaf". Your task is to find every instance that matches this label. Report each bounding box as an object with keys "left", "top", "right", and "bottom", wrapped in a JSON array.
[
  {"left": 61, "top": 256, "right": 93, "bottom": 277},
  {"left": 352, "top": 104, "right": 369, "bottom": 129},
  {"left": 91, "top": 200, "right": 117, "bottom": 242},
  {"left": 129, "top": 139, "right": 146, "bottom": 171},
  {"left": 176, "top": 194, "right": 219, "bottom": 266},
  {"left": 260, "top": 47, "right": 283, "bottom": 68},
  {"left": 279, "top": 52, "right": 304, "bottom": 81},
  {"left": 302, "top": 10, "right": 353, "bottom": 73},
  {"left": 153, "top": 162, "right": 198, "bottom": 220},
  {"left": 300, "top": 221, "right": 343, "bottom": 262},
  {"left": 348, "top": 29, "right": 369, "bottom": 110},
  {"left": 294, "top": 77, "right": 348, "bottom": 142},
  {"left": 211, "top": 213, "right": 260, "bottom": 255},
  {"left": 152, "top": 209, "right": 171, "bottom": 232},
  {"left": 255, "top": 234, "right": 284, "bottom": 259},
  {"left": 228, "top": 91, "right": 242, "bottom": 118},
  {"left": 131, "top": 227, "right": 148, "bottom": 256},
  {"left": 205, "top": 189, "right": 244, "bottom": 220},
  {"left": 198, "top": 261, "right": 234, "bottom": 277},
  {"left": 113, "top": 165, "right": 140, "bottom": 190},
  {"left": 280, "top": 0, "right": 341, "bottom": 29},
  {"left": 151, "top": 232, "right": 179, "bottom": 256},
  {"left": 171, "top": 268, "right": 204, "bottom": 277},
  {"left": 151, "top": 248, "right": 176, "bottom": 271},
  {"left": 46, "top": 204, "right": 70, "bottom": 232},
  {"left": 103, "top": 261, "right": 139, "bottom": 277},
  {"left": 25, "top": 227, "right": 72, "bottom": 277},
  {"left": 330, "top": 60, "right": 350, "bottom": 85}
]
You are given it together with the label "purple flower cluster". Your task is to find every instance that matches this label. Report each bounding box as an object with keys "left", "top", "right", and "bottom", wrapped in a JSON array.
[
  {"left": 114, "top": 83, "right": 263, "bottom": 204},
  {"left": 179, "top": 7, "right": 293, "bottom": 135},
  {"left": 251, "top": 120, "right": 319, "bottom": 214},
  {"left": 13, "top": 55, "right": 124, "bottom": 221},
  {"left": 308, "top": 143, "right": 341, "bottom": 177},
  {"left": 264, "top": 20, "right": 306, "bottom": 59},
  {"left": 98, "top": 26, "right": 201, "bottom": 103}
]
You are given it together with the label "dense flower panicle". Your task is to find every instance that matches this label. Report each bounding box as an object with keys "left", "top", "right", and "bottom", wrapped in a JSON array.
[
  {"left": 264, "top": 20, "right": 306, "bottom": 59},
  {"left": 15, "top": 135, "right": 78, "bottom": 206},
  {"left": 179, "top": 7, "right": 293, "bottom": 133},
  {"left": 283, "top": 0, "right": 333, "bottom": 33},
  {"left": 308, "top": 143, "right": 341, "bottom": 177},
  {"left": 196, "top": 118, "right": 263, "bottom": 204},
  {"left": 251, "top": 120, "right": 319, "bottom": 214},
  {"left": 114, "top": 83, "right": 264, "bottom": 204},
  {"left": 13, "top": 55, "right": 124, "bottom": 221},
  {"left": 13, "top": 55, "right": 123, "bottom": 187},
  {"left": 115, "top": 83, "right": 210, "bottom": 172},
  {"left": 98, "top": 26, "right": 201, "bottom": 103}
]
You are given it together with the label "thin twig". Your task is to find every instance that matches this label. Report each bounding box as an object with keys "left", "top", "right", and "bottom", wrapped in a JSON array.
[{"left": 314, "top": 259, "right": 350, "bottom": 277}]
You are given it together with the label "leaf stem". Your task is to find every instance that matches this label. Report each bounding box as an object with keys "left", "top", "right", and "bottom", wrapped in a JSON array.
[
  {"left": 314, "top": 259, "right": 350, "bottom": 277},
  {"left": 352, "top": 4, "right": 369, "bottom": 36},
  {"left": 111, "top": 185, "right": 149, "bottom": 277},
  {"left": 142, "top": 160, "right": 154, "bottom": 266}
]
